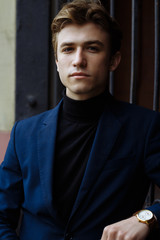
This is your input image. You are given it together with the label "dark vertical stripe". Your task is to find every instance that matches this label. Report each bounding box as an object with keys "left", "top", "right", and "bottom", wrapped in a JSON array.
[
  {"left": 153, "top": 0, "right": 160, "bottom": 111},
  {"left": 109, "top": 0, "right": 115, "bottom": 96},
  {"left": 49, "top": 0, "right": 65, "bottom": 108},
  {"left": 130, "top": 0, "right": 138, "bottom": 104}
]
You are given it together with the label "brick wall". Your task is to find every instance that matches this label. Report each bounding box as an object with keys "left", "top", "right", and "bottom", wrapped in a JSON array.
[{"left": 0, "top": 131, "right": 10, "bottom": 163}]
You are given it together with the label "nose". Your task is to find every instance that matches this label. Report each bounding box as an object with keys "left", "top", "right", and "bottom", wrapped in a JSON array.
[{"left": 72, "top": 48, "right": 87, "bottom": 68}]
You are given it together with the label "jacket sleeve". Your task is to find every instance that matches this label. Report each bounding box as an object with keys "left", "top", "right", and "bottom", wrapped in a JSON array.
[
  {"left": 0, "top": 122, "right": 23, "bottom": 240},
  {"left": 144, "top": 111, "right": 160, "bottom": 226}
]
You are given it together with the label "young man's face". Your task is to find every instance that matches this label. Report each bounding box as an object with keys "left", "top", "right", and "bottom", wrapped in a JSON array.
[{"left": 56, "top": 22, "right": 120, "bottom": 100}]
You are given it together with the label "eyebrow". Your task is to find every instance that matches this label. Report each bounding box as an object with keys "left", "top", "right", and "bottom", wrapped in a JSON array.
[{"left": 59, "top": 40, "right": 105, "bottom": 48}]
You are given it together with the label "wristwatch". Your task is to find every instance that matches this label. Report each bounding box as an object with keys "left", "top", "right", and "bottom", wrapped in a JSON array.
[{"left": 133, "top": 209, "right": 157, "bottom": 229}]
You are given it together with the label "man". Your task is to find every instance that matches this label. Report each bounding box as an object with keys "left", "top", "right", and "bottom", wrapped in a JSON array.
[{"left": 0, "top": 0, "right": 160, "bottom": 239}]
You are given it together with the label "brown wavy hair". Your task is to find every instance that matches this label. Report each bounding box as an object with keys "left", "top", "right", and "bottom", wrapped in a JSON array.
[{"left": 51, "top": 0, "right": 122, "bottom": 59}]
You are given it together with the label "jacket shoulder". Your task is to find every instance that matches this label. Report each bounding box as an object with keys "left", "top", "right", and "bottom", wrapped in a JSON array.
[
  {"left": 112, "top": 98, "right": 160, "bottom": 118},
  {"left": 14, "top": 102, "right": 61, "bottom": 135}
]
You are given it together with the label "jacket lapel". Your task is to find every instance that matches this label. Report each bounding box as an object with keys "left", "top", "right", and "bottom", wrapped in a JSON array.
[
  {"left": 37, "top": 101, "right": 62, "bottom": 218},
  {"left": 37, "top": 95, "right": 122, "bottom": 223},
  {"left": 69, "top": 102, "right": 122, "bottom": 219}
]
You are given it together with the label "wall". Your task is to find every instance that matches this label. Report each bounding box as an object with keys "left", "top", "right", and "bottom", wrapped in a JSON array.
[{"left": 0, "top": 0, "right": 16, "bottom": 161}]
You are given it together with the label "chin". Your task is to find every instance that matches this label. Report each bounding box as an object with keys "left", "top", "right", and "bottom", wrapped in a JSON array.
[{"left": 72, "top": 84, "right": 94, "bottom": 93}]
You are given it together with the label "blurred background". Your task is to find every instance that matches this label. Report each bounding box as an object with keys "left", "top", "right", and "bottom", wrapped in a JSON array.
[
  {"left": 0, "top": 0, "right": 160, "bottom": 201},
  {"left": 0, "top": 0, "right": 16, "bottom": 160}
]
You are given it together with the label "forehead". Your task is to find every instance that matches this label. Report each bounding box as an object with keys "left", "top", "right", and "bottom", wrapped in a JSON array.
[{"left": 57, "top": 22, "right": 110, "bottom": 48}]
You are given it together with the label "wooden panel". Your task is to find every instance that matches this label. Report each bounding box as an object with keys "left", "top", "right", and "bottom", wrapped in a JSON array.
[{"left": 16, "top": 0, "right": 51, "bottom": 121}]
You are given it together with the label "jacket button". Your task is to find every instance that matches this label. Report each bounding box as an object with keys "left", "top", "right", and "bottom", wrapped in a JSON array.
[{"left": 65, "top": 233, "right": 73, "bottom": 240}]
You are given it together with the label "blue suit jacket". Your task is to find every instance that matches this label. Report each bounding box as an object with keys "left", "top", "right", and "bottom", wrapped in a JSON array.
[{"left": 0, "top": 95, "right": 160, "bottom": 240}]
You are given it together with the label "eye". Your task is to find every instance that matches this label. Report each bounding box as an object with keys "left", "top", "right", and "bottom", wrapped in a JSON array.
[
  {"left": 62, "top": 47, "right": 74, "bottom": 53},
  {"left": 87, "top": 46, "right": 100, "bottom": 52}
]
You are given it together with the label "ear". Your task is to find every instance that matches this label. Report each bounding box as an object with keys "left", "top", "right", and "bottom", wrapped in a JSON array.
[
  {"left": 109, "top": 51, "right": 121, "bottom": 72},
  {"left": 55, "top": 59, "right": 59, "bottom": 72}
]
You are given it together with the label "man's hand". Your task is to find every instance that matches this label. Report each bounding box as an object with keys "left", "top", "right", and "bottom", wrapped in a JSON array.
[{"left": 101, "top": 216, "right": 150, "bottom": 240}]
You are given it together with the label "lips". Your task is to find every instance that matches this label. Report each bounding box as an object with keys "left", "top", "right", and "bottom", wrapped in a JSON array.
[{"left": 70, "top": 72, "right": 90, "bottom": 77}]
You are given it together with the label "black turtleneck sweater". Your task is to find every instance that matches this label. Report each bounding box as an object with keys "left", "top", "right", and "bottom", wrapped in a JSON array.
[{"left": 53, "top": 91, "right": 107, "bottom": 224}]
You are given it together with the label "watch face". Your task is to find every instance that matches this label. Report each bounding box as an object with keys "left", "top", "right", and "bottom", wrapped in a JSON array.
[{"left": 138, "top": 210, "right": 153, "bottom": 221}]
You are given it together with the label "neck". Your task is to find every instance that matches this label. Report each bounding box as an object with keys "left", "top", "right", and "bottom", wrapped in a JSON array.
[{"left": 62, "top": 90, "right": 109, "bottom": 122}]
